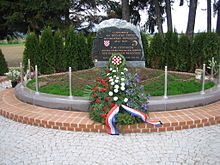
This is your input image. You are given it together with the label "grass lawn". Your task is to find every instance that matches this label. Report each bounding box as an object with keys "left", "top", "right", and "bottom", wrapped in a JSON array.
[{"left": 26, "top": 68, "right": 215, "bottom": 97}]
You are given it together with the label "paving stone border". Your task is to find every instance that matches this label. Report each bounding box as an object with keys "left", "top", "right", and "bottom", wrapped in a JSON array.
[{"left": 0, "top": 89, "right": 219, "bottom": 133}]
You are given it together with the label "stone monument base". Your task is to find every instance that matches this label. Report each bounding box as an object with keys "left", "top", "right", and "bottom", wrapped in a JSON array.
[{"left": 95, "top": 61, "right": 145, "bottom": 67}]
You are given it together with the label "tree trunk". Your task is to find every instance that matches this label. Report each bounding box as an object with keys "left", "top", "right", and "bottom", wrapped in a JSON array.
[
  {"left": 216, "top": 1, "right": 220, "bottom": 36},
  {"left": 165, "top": 0, "right": 173, "bottom": 32},
  {"left": 153, "top": 0, "right": 164, "bottom": 35},
  {"left": 186, "top": 0, "right": 198, "bottom": 40},
  {"left": 122, "top": 0, "right": 130, "bottom": 22},
  {"left": 207, "top": 0, "right": 211, "bottom": 32}
]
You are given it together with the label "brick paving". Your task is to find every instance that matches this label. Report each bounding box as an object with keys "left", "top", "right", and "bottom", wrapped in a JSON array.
[{"left": 0, "top": 88, "right": 219, "bottom": 133}]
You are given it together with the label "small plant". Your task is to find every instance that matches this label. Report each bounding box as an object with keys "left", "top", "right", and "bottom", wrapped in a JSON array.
[
  {"left": 5, "top": 68, "right": 21, "bottom": 82},
  {"left": 207, "top": 59, "right": 219, "bottom": 77}
]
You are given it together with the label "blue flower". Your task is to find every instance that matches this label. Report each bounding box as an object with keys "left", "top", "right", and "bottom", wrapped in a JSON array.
[{"left": 129, "top": 98, "right": 134, "bottom": 103}]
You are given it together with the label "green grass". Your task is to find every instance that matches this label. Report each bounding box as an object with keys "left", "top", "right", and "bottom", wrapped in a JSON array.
[
  {"left": 26, "top": 74, "right": 215, "bottom": 97},
  {"left": 144, "top": 76, "right": 215, "bottom": 96},
  {"left": 0, "top": 42, "right": 25, "bottom": 47},
  {"left": 27, "top": 79, "right": 87, "bottom": 97}
]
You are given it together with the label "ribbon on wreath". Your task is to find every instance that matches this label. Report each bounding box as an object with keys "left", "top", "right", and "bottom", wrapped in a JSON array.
[{"left": 105, "top": 104, "right": 163, "bottom": 135}]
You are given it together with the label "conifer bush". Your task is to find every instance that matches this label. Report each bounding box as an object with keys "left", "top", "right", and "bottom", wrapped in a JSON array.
[
  {"left": 148, "top": 33, "right": 164, "bottom": 69},
  {"left": 141, "top": 32, "right": 149, "bottom": 67},
  {"left": 54, "top": 29, "right": 65, "bottom": 72},
  {"left": 65, "top": 26, "right": 78, "bottom": 71},
  {"left": 164, "top": 32, "right": 178, "bottom": 71},
  {"left": 23, "top": 32, "right": 39, "bottom": 71},
  {"left": 39, "top": 27, "right": 55, "bottom": 74},
  {"left": 0, "top": 49, "right": 8, "bottom": 76},
  {"left": 177, "top": 34, "right": 191, "bottom": 72}
]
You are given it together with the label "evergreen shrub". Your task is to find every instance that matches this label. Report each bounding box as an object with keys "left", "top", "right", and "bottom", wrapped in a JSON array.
[{"left": 0, "top": 49, "right": 8, "bottom": 76}]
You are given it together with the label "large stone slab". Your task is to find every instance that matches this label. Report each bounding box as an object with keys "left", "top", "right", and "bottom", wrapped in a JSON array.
[{"left": 92, "top": 19, "right": 145, "bottom": 67}]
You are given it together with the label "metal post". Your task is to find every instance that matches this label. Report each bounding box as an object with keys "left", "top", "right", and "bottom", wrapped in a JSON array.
[
  {"left": 69, "top": 67, "right": 72, "bottom": 98},
  {"left": 218, "top": 64, "right": 220, "bottom": 88},
  {"left": 35, "top": 65, "right": 39, "bottom": 94},
  {"left": 28, "top": 59, "right": 31, "bottom": 80},
  {"left": 211, "top": 57, "right": 214, "bottom": 80},
  {"left": 20, "top": 62, "right": 23, "bottom": 86},
  {"left": 201, "top": 64, "right": 206, "bottom": 95},
  {"left": 164, "top": 66, "right": 168, "bottom": 99}
]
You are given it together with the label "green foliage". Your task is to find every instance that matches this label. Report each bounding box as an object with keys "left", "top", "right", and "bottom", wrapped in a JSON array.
[
  {"left": 0, "top": 49, "right": 8, "bottom": 76},
  {"left": 39, "top": 27, "right": 55, "bottom": 74},
  {"left": 177, "top": 34, "right": 191, "bottom": 72},
  {"left": 23, "top": 32, "right": 39, "bottom": 71},
  {"left": 148, "top": 33, "right": 164, "bottom": 69},
  {"left": 65, "top": 26, "right": 78, "bottom": 71},
  {"left": 141, "top": 32, "right": 149, "bottom": 66},
  {"left": 54, "top": 29, "right": 65, "bottom": 72},
  {"left": 86, "top": 33, "right": 95, "bottom": 68},
  {"left": 192, "top": 33, "right": 207, "bottom": 69},
  {"left": 164, "top": 32, "right": 178, "bottom": 70}
]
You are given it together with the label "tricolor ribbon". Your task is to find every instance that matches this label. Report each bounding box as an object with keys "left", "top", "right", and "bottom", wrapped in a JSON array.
[{"left": 105, "top": 104, "right": 163, "bottom": 135}]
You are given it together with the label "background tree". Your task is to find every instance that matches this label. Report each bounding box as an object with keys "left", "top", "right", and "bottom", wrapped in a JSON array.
[
  {"left": 186, "top": 0, "right": 198, "bottom": 40},
  {"left": 153, "top": 0, "right": 164, "bottom": 35},
  {"left": 122, "top": 0, "right": 130, "bottom": 21},
  {"left": 214, "top": 0, "right": 220, "bottom": 36},
  {"left": 207, "top": 0, "right": 212, "bottom": 32},
  {"left": 141, "top": 32, "right": 149, "bottom": 66},
  {"left": 0, "top": 49, "right": 8, "bottom": 76},
  {"left": 165, "top": 0, "right": 173, "bottom": 32}
]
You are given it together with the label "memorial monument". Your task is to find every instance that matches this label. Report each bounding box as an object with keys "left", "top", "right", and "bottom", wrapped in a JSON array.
[{"left": 92, "top": 19, "right": 145, "bottom": 67}]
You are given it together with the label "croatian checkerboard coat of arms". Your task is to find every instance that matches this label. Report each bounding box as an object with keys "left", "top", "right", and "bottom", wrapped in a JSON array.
[{"left": 104, "top": 40, "right": 110, "bottom": 47}]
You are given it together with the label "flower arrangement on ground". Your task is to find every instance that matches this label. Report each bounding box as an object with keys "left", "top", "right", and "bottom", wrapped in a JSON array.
[
  {"left": 5, "top": 68, "right": 21, "bottom": 82},
  {"left": 89, "top": 54, "right": 150, "bottom": 125}
]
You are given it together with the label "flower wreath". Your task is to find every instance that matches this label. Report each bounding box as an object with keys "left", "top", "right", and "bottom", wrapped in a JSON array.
[{"left": 89, "top": 54, "right": 162, "bottom": 134}]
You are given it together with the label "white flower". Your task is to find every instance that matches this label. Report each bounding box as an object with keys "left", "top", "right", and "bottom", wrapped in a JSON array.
[
  {"left": 107, "top": 73, "right": 110, "bottom": 76},
  {"left": 115, "top": 80, "right": 119, "bottom": 83},
  {"left": 109, "top": 91, "right": 113, "bottom": 96},
  {"left": 124, "top": 98, "right": 128, "bottom": 103},
  {"left": 113, "top": 75, "right": 116, "bottom": 77},
  {"left": 110, "top": 68, "right": 113, "bottom": 71},
  {"left": 116, "top": 77, "right": 119, "bottom": 80},
  {"left": 114, "top": 85, "right": 119, "bottom": 89},
  {"left": 109, "top": 79, "right": 113, "bottom": 82},
  {"left": 124, "top": 68, "right": 128, "bottom": 71},
  {"left": 121, "top": 83, "right": 125, "bottom": 86},
  {"left": 113, "top": 96, "right": 118, "bottom": 101},
  {"left": 109, "top": 76, "right": 112, "bottom": 79},
  {"left": 121, "top": 72, "right": 124, "bottom": 75},
  {"left": 112, "top": 70, "right": 116, "bottom": 72},
  {"left": 114, "top": 89, "right": 119, "bottom": 93},
  {"left": 111, "top": 82, "right": 115, "bottom": 85},
  {"left": 121, "top": 78, "right": 125, "bottom": 81},
  {"left": 120, "top": 86, "right": 125, "bottom": 91}
]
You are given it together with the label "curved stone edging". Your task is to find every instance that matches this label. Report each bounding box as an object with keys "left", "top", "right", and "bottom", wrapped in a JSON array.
[{"left": 15, "top": 83, "right": 220, "bottom": 112}]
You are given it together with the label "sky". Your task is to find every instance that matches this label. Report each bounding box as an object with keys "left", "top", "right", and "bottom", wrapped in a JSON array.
[{"left": 139, "top": 1, "right": 217, "bottom": 33}]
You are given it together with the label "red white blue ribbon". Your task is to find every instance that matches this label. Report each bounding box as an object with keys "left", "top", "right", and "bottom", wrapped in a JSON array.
[{"left": 105, "top": 104, "right": 163, "bottom": 135}]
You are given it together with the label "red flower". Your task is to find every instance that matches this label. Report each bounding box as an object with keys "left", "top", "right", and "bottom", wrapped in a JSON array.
[
  {"left": 105, "top": 87, "right": 109, "bottom": 90},
  {"left": 95, "top": 83, "right": 99, "bottom": 86},
  {"left": 96, "top": 77, "right": 99, "bottom": 81},
  {"left": 102, "top": 107, "right": 107, "bottom": 111},
  {"left": 100, "top": 88, "right": 105, "bottom": 92},
  {"left": 110, "top": 103, "right": 115, "bottom": 107},
  {"left": 105, "top": 97, "right": 111, "bottom": 101},
  {"left": 106, "top": 69, "right": 110, "bottom": 72},
  {"left": 93, "top": 88, "right": 98, "bottom": 91},
  {"left": 91, "top": 108, "right": 95, "bottom": 111},
  {"left": 106, "top": 77, "right": 110, "bottom": 81},
  {"left": 104, "top": 83, "right": 108, "bottom": 86},
  {"left": 95, "top": 99, "right": 101, "bottom": 103},
  {"left": 93, "top": 93, "right": 97, "bottom": 97},
  {"left": 100, "top": 114, "right": 107, "bottom": 118},
  {"left": 100, "top": 79, "right": 105, "bottom": 83},
  {"left": 90, "top": 102, "right": 93, "bottom": 105}
]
